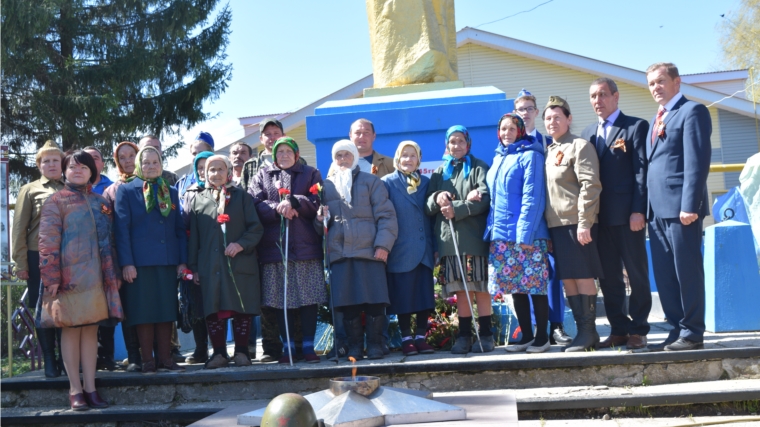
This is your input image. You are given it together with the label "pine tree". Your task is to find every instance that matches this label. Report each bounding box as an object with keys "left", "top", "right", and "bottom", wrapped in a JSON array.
[{"left": 1, "top": 0, "right": 232, "bottom": 182}]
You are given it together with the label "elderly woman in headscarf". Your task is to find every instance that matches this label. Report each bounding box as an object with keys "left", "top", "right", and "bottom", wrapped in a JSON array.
[
  {"left": 426, "top": 125, "right": 493, "bottom": 354},
  {"left": 39, "top": 150, "right": 123, "bottom": 410},
  {"left": 99, "top": 141, "right": 139, "bottom": 372},
  {"left": 485, "top": 114, "right": 552, "bottom": 354},
  {"left": 12, "top": 141, "right": 65, "bottom": 378},
  {"left": 179, "top": 151, "right": 214, "bottom": 366},
  {"left": 250, "top": 137, "right": 325, "bottom": 364},
  {"left": 114, "top": 146, "right": 188, "bottom": 374},
  {"left": 316, "top": 140, "right": 398, "bottom": 360},
  {"left": 381, "top": 141, "right": 437, "bottom": 356},
  {"left": 189, "top": 155, "right": 263, "bottom": 369}
]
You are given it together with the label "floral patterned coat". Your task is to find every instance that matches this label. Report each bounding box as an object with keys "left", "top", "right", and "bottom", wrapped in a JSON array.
[{"left": 38, "top": 184, "right": 123, "bottom": 328}]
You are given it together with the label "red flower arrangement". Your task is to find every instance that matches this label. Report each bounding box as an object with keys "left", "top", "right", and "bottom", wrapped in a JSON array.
[
  {"left": 278, "top": 188, "right": 290, "bottom": 198},
  {"left": 217, "top": 213, "right": 230, "bottom": 224},
  {"left": 309, "top": 183, "right": 321, "bottom": 196}
]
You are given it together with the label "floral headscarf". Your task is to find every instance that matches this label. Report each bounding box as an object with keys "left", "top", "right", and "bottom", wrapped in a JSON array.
[
  {"left": 442, "top": 125, "right": 472, "bottom": 181},
  {"left": 193, "top": 151, "right": 214, "bottom": 189},
  {"left": 497, "top": 113, "right": 527, "bottom": 145},
  {"left": 113, "top": 141, "right": 139, "bottom": 181},
  {"left": 393, "top": 140, "right": 422, "bottom": 194},
  {"left": 129, "top": 146, "right": 172, "bottom": 217},
  {"left": 330, "top": 139, "right": 359, "bottom": 205},
  {"left": 205, "top": 155, "right": 235, "bottom": 216}
]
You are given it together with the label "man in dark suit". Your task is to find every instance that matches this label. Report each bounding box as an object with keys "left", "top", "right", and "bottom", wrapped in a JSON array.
[
  {"left": 645, "top": 62, "right": 711, "bottom": 352},
  {"left": 581, "top": 78, "right": 651, "bottom": 350}
]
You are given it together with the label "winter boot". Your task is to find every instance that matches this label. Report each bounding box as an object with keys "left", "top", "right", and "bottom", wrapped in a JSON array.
[
  {"left": 365, "top": 315, "right": 385, "bottom": 360},
  {"left": 36, "top": 327, "right": 60, "bottom": 378},
  {"left": 564, "top": 294, "right": 600, "bottom": 352},
  {"left": 343, "top": 316, "right": 364, "bottom": 360}
]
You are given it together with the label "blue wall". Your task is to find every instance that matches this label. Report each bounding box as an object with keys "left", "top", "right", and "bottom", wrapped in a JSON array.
[{"left": 306, "top": 86, "right": 514, "bottom": 173}]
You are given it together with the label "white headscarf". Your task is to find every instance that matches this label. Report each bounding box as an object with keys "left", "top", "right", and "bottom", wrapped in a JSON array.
[
  {"left": 205, "top": 155, "right": 234, "bottom": 216},
  {"left": 330, "top": 139, "right": 360, "bottom": 205}
]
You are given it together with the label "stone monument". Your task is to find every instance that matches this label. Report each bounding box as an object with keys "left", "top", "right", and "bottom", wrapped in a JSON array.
[{"left": 365, "top": 0, "right": 463, "bottom": 96}]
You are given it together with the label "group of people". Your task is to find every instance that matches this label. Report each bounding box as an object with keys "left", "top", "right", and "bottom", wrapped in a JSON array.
[{"left": 12, "top": 61, "right": 712, "bottom": 411}]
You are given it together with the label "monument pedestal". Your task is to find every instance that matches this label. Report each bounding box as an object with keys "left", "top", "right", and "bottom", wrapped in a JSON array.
[{"left": 306, "top": 86, "right": 513, "bottom": 174}]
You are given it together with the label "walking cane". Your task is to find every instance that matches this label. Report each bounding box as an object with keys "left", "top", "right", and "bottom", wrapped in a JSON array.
[
  {"left": 323, "top": 212, "right": 339, "bottom": 364},
  {"left": 445, "top": 194, "right": 484, "bottom": 353},
  {"left": 283, "top": 217, "right": 293, "bottom": 366}
]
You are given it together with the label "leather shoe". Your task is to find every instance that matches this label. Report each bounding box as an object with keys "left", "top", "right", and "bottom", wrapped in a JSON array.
[
  {"left": 647, "top": 337, "right": 677, "bottom": 352},
  {"left": 69, "top": 393, "right": 89, "bottom": 411},
  {"left": 665, "top": 337, "right": 704, "bottom": 351},
  {"left": 83, "top": 390, "right": 109, "bottom": 408},
  {"left": 597, "top": 334, "right": 629, "bottom": 349},
  {"left": 626, "top": 334, "right": 647, "bottom": 349}
]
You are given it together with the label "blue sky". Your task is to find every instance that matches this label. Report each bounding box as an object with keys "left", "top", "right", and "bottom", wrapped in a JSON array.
[{"left": 167, "top": 0, "right": 740, "bottom": 169}]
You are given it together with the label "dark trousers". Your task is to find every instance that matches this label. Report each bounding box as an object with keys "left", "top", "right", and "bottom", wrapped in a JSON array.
[
  {"left": 648, "top": 216, "right": 706, "bottom": 341},
  {"left": 26, "top": 251, "right": 41, "bottom": 309},
  {"left": 98, "top": 326, "right": 115, "bottom": 360},
  {"left": 598, "top": 224, "right": 652, "bottom": 336}
]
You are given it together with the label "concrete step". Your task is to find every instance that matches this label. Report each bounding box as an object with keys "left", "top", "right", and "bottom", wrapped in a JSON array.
[{"left": 3, "top": 380, "right": 759, "bottom": 426}]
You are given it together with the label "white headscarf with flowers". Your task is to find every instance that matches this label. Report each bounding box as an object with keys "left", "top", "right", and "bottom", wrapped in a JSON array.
[{"left": 205, "top": 155, "right": 235, "bottom": 215}]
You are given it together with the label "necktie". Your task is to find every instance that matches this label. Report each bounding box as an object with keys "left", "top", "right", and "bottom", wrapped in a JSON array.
[
  {"left": 651, "top": 106, "right": 665, "bottom": 146},
  {"left": 595, "top": 120, "right": 607, "bottom": 157}
]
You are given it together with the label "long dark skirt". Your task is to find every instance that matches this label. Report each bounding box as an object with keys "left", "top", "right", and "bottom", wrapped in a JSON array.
[
  {"left": 121, "top": 265, "right": 178, "bottom": 327},
  {"left": 331, "top": 258, "right": 389, "bottom": 308},
  {"left": 386, "top": 264, "right": 435, "bottom": 315}
]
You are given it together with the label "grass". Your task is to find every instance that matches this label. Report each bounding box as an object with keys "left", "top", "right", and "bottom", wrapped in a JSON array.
[{"left": 1, "top": 353, "right": 34, "bottom": 378}]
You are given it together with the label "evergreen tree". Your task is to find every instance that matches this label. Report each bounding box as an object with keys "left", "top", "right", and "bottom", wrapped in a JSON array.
[{"left": 1, "top": 0, "right": 232, "bottom": 182}]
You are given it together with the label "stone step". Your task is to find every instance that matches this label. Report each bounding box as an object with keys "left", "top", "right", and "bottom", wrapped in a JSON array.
[{"left": 3, "top": 379, "right": 759, "bottom": 426}]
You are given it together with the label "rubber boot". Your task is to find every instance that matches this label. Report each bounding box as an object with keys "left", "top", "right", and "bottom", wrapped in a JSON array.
[
  {"left": 365, "top": 315, "right": 385, "bottom": 360},
  {"left": 343, "top": 316, "right": 364, "bottom": 360},
  {"left": 36, "top": 327, "right": 60, "bottom": 378},
  {"left": 564, "top": 295, "right": 600, "bottom": 352}
]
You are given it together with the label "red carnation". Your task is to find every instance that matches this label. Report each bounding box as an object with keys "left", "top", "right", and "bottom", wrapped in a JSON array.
[
  {"left": 309, "top": 184, "right": 320, "bottom": 195},
  {"left": 217, "top": 214, "right": 230, "bottom": 224},
  {"left": 278, "top": 188, "right": 290, "bottom": 196}
]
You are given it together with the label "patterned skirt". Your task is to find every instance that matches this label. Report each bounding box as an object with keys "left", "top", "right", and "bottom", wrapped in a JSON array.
[
  {"left": 488, "top": 239, "right": 550, "bottom": 295},
  {"left": 436, "top": 255, "right": 489, "bottom": 295},
  {"left": 262, "top": 259, "right": 327, "bottom": 309}
]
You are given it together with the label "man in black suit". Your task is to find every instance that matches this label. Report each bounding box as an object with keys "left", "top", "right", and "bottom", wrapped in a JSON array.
[
  {"left": 581, "top": 78, "right": 651, "bottom": 350},
  {"left": 645, "top": 62, "right": 711, "bottom": 352}
]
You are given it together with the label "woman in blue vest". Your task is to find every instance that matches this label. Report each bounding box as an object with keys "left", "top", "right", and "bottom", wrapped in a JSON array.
[
  {"left": 485, "top": 114, "right": 552, "bottom": 353},
  {"left": 382, "top": 141, "right": 436, "bottom": 356}
]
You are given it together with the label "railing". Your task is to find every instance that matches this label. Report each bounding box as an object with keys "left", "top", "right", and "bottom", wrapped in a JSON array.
[
  {"left": 710, "top": 164, "right": 745, "bottom": 173},
  {"left": 2, "top": 263, "right": 40, "bottom": 378}
]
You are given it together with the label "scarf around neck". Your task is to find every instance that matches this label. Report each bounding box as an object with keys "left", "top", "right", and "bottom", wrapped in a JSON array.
[{"left": 128, "top": 146, "right": 172, "bottom": 217}]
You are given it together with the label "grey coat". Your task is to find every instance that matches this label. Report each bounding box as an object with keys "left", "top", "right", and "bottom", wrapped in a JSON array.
[
  {"left": 317, "top": 168, "right": 398, "bottom": 264},
  {"left": 188, "top": 186, "right": 264, "bottom": 316}
]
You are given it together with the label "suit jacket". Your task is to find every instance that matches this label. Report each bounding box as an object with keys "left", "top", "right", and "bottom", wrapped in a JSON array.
[
  {"left": 114, "top": 178, "right": 188, "bottom": 268},
  {"left": 646, "top": 96, "right": 712, "bottom": 219},
  {"left": 382, "top": 170, "right": 435, "bottom": 273},
  {"left": 581, "top": 112, "right": 648, "bottom": 227}
]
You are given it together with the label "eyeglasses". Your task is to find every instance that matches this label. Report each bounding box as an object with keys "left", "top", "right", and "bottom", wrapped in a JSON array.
[{"left": 516, "top": 107, "right": 537, "bottom": 113}]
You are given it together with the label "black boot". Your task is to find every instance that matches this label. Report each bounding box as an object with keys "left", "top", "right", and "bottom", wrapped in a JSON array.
[
  {"left": 343, "top": 316, "right": 364, "bottom": 360},
  {"left": 185, "top": 321, "right": 209, "bottom": 364},
  {"left": 55, "top": 328, "right": 66, "bottom": 375},
  {"left": 365, "top": 315, "right": 385, "bottom": 360},
  {"left": 550, "top": 322, "right": 573, "bottom": 345},
  {"left": 564, "top": 295, "right": 600, "bottom": 352},
  {"left": 37, "top": 328, "right": 60, "bottom": 378},
  {"left": 123, "top": 325, "right": 142, "bottom": 372}
]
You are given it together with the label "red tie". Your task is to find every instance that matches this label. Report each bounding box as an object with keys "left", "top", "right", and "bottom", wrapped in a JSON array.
[{"left": 651, "top": 106, "right": 665, "bottom": 146}]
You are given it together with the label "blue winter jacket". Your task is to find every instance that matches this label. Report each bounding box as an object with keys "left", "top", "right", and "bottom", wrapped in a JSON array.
[{"left": 484, "top": 136, "right": 550, "bottom": 245}]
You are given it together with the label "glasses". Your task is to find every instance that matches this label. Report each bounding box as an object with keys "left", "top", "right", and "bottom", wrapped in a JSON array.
[{"left": 516, "top": 107, "right": 537, "bottom": 113}]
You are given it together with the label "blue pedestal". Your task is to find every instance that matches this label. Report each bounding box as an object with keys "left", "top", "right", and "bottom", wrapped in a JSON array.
[
  {"left": 704, "top": 220, "right": 760, "bottom": 332},
  {"left": 306, "top": 86, "right": 514, "bottom": 173}
]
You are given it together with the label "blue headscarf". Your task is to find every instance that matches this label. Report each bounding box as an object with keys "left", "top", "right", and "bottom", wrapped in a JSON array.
[
  {"left": 442, "top": 125, "right": 472, "bottom": 181},
  {"left": 193, "top": 151, "right": 214, "bottom": 188}
]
